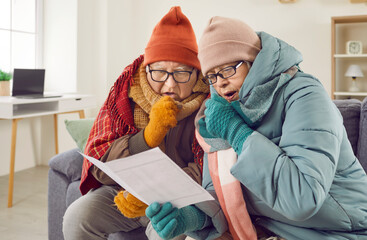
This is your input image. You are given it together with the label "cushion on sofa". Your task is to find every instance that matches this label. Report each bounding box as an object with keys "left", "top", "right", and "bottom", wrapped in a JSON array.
[
  {"left": 64, "top": 118, "right": 95, "bottom": 152},
  {"left": 109, "top": 228, "right": 148, "bottom": 240},
  {"left": 333, "top": 99, "right": 361, "bottom": 155}
]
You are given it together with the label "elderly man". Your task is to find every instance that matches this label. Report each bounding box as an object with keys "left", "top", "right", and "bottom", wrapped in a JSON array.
[{"left": 63, "top": 6, "right": 226, "bottom": 240}]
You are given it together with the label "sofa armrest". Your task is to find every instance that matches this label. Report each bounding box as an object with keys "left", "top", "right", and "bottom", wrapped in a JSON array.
[
  {"left": 48, "top": 148, "right": 84, "bottom": 182},
  {"left": 358, "top": 97, "right": 367, "bottom": 170}
]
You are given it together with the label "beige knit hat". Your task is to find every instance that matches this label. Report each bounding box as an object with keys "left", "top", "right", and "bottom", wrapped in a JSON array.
[{"left": 198, "top": 16, "right": 262, "bottom": 75}]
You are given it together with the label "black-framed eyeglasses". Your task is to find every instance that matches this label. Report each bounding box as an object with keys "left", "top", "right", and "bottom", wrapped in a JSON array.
[
  {"left": 147, "top": 65, "right": 195, "bottom": 83},
  {"left": 202, "top": 61, "right": 244, "bottom": 85}
]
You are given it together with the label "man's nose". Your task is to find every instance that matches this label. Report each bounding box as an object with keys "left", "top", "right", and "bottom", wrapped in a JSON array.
[{"left": 165, "top": 74, "right": 177, "bottom": 88}]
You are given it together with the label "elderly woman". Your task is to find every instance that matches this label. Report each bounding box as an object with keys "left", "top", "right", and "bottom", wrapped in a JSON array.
[
  {"left": 146, "top": 15, "right": 367, "bottom": 240},
  {"left": 194, "top": 16, "right": 367, "bottom": 239},
  {"left": 62, "top": 7, "right": 227, "bottom": 240}
]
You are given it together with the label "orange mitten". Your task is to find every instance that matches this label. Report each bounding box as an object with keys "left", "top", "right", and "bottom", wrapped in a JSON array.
[
  {"left": 114, "top": 190, "right": 148, "bottom": 218},
  {"left": 144, "top": 96, "right": 179, "bottom": 148}
]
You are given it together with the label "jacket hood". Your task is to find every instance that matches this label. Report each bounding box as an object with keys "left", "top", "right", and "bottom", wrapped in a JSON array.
[{"left": 238, "top": 31, "right": 303, "bottom": 99}]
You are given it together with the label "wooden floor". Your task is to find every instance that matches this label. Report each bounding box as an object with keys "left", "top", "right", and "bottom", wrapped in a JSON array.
[{"left": 0, "top": 166, "right": 48, "bottom": 240}]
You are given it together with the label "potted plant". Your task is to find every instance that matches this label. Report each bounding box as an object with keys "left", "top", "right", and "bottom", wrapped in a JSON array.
[{"left": 0, "top": 69, "right": 12, "bottom": 96}]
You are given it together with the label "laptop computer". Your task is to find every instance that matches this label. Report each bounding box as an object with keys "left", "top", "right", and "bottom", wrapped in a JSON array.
[{"left": 12, "top": 68, "right": 62, "bottom": 99}]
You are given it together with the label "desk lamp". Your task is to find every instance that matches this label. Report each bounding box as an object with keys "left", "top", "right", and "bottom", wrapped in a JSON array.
[{"left": 345, "top": 64, "right": 364, "bottom": 92}]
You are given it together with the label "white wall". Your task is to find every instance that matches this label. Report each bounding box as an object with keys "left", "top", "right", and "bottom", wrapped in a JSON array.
[
  {"left": 0, "top": 0, "right": 366, "bottom": 176},
  {"left": 0, "top": 0, "right": 79, "bottom": 177},
  {"left": 43, "top": 0, "right": 77, "bottom": 93},
  {"left": 102, "top": 0, "right": 367, "bottom": 94}
]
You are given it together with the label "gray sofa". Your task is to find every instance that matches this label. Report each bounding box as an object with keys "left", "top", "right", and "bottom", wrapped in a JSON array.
[{"left": 48, "top": 97, "right": 367, "bottom": 240}]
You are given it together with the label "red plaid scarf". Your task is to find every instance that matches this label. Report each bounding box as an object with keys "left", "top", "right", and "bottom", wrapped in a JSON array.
[{"left": 80, "top": 55, "right": 204, "bottom": 195}]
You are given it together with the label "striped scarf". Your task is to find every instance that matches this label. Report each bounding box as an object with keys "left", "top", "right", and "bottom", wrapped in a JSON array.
[{"left": 195, "top": 106, "right": 257, "bottom": 240}]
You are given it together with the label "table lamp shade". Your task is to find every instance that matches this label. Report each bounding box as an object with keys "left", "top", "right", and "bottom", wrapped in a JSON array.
[{"left": 345, "top": 65, "right": 364, "bottom": 78}]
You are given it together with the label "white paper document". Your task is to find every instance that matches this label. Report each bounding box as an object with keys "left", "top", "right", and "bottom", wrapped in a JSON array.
[{"left": 81, "top": 147, "right": 214, "bottom": 208}]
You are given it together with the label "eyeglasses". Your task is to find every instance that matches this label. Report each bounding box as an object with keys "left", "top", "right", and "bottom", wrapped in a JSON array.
[
  {"left": 147, "top": 65, "right": 195, "bottom": 83},
  {"left": 202, "top": 61, "right": 244, "bottom": 85}
]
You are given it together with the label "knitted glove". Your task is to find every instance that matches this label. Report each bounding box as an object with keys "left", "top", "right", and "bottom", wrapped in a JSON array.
[
  {"left": 146, "top": 202, "right": 206, "bottom": 240},
  {"left": 114, "top": 190, "right": 148, "bottom": 218},
  {"left": 144, "top": 96, "right": 179, "bottom": 148},
  {"left": 204, "top": 93, "right": 253, "bottom": 154}
]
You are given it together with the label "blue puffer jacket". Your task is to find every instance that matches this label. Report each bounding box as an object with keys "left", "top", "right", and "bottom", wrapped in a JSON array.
[{"left": 201, "top": 32, "right": 367, "bottom": 240}]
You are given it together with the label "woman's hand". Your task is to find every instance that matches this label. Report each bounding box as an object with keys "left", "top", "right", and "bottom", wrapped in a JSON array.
[{"left": 204, "top": 93, "right": 253, "bottom": 154}]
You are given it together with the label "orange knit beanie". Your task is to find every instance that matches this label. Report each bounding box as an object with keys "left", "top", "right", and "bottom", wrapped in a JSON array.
[{"left": 144, "top": 6, "right": 201, "bottom": 70}]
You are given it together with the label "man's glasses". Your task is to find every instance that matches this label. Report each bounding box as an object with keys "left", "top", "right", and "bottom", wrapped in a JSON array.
[
  {"left": 202, "top": 61, "right": 244, "bottom": 85},
  {"left": 147, "top": 65, "right": 195, "bottom": 83}
]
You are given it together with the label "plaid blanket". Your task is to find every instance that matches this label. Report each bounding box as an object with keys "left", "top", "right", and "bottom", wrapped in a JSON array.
[{"left": 80, "top": 55, "right": 204, "bottom": 195}]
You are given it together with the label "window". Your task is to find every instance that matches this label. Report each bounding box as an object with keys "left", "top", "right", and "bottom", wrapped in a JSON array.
[{"left": 0, "top": 0, "right": 42, "bottom": 73}]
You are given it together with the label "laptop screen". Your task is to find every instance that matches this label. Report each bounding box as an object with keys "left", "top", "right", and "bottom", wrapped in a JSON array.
[{"left": 12, "top": 69, "right": 46, "bottom": 96}]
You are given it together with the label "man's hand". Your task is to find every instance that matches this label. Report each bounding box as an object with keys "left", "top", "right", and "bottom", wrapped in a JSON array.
[
  {"left": 144, "top": 96, "right": 179, "bottom": 148},
  {"left": 114, "top": 190, "right": 148, "bottom": 218},
  {"left": 145, "top": 202, "right": 206, "bottom": 240}
]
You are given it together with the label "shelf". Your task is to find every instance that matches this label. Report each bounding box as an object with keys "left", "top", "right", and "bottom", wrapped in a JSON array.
[
  {"left": 12, "top": 101, "right": 58, "bottom": 118},
  {"left": 331, "top": 15, "right": 367, "bottom": 100},
  {"left": 332, "top": 15, "right": 367, "bottom": 24},
  {"left": 334, "top": 54, "right": 367, "bottom": 58},
  {"left": 334, "top": 91, "right": 367, "bottom": 96}
]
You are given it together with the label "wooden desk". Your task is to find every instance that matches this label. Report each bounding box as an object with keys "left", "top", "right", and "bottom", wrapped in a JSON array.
[{"left": 0, "top": 94, "right": 96, "bottom": 207}]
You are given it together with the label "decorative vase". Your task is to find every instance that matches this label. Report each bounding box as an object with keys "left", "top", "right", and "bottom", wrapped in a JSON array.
[{"left": 0, "top": 81, "right": 11, "bottom": 96}]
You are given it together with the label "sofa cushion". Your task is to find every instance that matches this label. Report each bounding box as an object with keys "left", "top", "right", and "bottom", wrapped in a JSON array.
[
  {"left": 109, "top": 228, "right": 148, "bottom": 240},
  {"left": 358, "top": 97, "right": 367, "bottom": 171},
  {"left": 65, "top": 118, "right": 95, "bottom": 152},
  {"left": 49, "top": 148, "right": 84, "bottom": 182},
  {"left": 333, "top": 99, "right": 361, "bottom": 156}
]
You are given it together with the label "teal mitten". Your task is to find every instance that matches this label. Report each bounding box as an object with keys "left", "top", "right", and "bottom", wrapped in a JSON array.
[
  {"left": 146, "top": 202, "right": 206, "bottom": 239},
  {"left": 204, "top": 93, "right": 253, "bottom": 154}
]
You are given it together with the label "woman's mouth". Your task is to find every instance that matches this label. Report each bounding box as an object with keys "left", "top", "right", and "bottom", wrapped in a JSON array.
[{"left": 223, "top": 91, "right": 237, "bottom": 102}]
